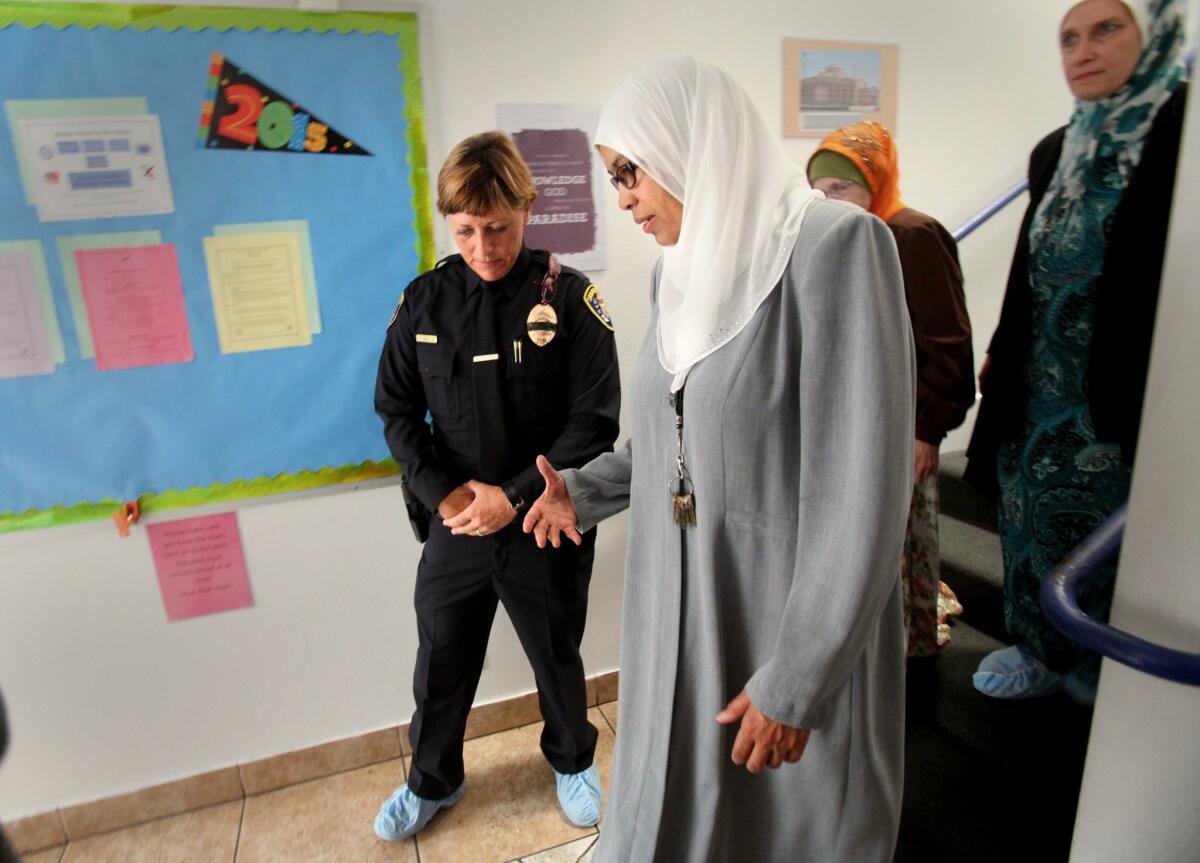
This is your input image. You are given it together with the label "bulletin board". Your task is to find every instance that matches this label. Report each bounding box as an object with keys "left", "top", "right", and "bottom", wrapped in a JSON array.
[{"left": 0, "top": 2, "right": 433, "bottom": 532}]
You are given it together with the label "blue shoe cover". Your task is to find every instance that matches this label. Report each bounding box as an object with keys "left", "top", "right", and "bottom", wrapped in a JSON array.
[
  {"left": 555, "top": 763, "right": 602, "bottom": 827},
  {"left": 374, "top": 781, "right": 464, "bottom": 841},
  {"left": 972, "top": 645, "right": 1062, "bottom": 699}
]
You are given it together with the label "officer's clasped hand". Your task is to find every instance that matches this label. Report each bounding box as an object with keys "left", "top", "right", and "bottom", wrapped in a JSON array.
[
  {"left": 444, "top": 480, "right": 518, "bottom": 537},
  {"left": 437, "top": 485, "right": 475, "bottom": 520}
]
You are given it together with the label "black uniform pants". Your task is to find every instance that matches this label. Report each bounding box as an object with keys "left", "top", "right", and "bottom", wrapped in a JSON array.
[{"left": 406, "top": 518, "right": 598, "bottom": 800}]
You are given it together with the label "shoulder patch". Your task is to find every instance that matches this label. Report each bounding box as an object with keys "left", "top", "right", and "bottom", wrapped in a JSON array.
[
  {"left": 582, "top": 284, "right": 614, "bottom": 331},
  {"left": 387, "top": 291, "right": 405, "bottom": 329}
]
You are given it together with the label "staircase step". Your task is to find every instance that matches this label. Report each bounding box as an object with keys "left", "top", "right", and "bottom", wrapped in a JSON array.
[
  {"left": 939, "top": 450, "right": 998, "bottom": 532},
  {"left": 939, "top": 514, "right": 1007, "bottom": 643},
  {"left": 899, "top": 721, "right": 1073, "bottom": 863},
  {"left": 903, "top": 451, "right": 1092, "bottom": 861},
  {"left": 900, "top": 621, "right": 1093, "bottom": 861},
  {"left": 909, "top": 621, "right": 1093, "bottom": 770}
]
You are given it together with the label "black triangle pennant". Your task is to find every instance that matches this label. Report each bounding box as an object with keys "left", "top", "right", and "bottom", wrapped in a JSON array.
[{"left": 198, "top": 52, "right": 371, "bottom": 156}]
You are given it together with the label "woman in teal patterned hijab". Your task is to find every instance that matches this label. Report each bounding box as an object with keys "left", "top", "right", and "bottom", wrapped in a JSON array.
[
  {"left": 1030, "top": 0, "right": 1187, "bottom": 258},
  {"left": 970, "top": 0, "right": 1189, "bottom": 704}
]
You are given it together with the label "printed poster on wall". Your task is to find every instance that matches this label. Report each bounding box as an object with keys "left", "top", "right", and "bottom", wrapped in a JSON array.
[
  {"left": 781, "top": 39, "right": 900, "bottom": 138},
  {"left": 496, "top": 104, "right": 607, "bottom": 273},
  {"left": 4, "top": 97, "right": 149, "bottom": 205},
  {"left": 19, "top": 114, "right": 175, "bottom": 221}
]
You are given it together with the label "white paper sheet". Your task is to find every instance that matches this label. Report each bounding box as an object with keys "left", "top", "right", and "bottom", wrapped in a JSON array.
[
  {"left": 20, "top": 115, "right": 175, "bottom": 223},
  {"left": 0, "top": 249, "right": 55, "bottom": 379}
]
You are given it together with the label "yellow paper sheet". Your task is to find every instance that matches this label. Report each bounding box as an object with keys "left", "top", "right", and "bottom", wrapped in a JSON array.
[
  {"left": 203, "top": 232, "right": 312, "bottom": 354},
  {"left": 214, "top": 220, "right": 321, "bottom": 334}
]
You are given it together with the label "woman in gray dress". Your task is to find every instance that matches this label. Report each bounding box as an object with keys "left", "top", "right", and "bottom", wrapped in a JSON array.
[{"left": 524, "top": 58, "right": 915, "bottom": 862}]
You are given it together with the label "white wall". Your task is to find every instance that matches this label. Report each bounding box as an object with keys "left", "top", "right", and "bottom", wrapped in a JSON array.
[
  {"left": 0, "top": 0, "right": 1073, "bottom": 818},
  {"left": 1070, "top": 6, "right": 1200, "bottom": 857},
  {"left": 422, "top": 0, "right": 1074, "bottom": 460}
]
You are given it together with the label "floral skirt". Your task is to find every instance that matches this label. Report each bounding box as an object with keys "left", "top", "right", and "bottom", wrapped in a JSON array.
[{"left": 901, "top": 475, "right": 962, "bottom": 658}]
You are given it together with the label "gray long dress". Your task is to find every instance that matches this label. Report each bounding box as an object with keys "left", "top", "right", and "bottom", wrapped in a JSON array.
[{"left": 564, "top": 199, "right": 915, "bottom": 862}]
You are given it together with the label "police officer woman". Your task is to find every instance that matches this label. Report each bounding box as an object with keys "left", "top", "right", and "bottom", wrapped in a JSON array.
[{"left": 373, "top": 131, "right": 620, "bottom": 839}]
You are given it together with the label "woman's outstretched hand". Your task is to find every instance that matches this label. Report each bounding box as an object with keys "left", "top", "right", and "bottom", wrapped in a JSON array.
[{"left": 522, "top": 455, "right": 582, "bottom": 548}]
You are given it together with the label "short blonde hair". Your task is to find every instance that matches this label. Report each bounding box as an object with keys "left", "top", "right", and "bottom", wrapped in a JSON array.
[{"left": 436, "top": 131, "right": 538, "bottom": 216}]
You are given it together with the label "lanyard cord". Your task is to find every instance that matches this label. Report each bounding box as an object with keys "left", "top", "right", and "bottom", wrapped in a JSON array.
[{"left": 670, "top": 386, "right": 696, "bottom": 528}]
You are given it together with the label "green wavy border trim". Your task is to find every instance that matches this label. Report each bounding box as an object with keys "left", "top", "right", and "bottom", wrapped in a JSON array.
[
  {"left": 399, "top": 20, "right": 435, "bottom": 273},
  {"left": 0, "top": 3, "right": 415, "bottom": 35},
  {"left": 0, "top": 460, "right": 401, "bottom": 534},
  {"left": 0, "top": 3, "right": 433, "bottom": 532}
]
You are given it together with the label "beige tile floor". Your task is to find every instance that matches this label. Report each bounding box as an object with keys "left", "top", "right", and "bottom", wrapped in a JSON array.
[{"left": 25, "top": 702, "right": 620, "bottom": 863}]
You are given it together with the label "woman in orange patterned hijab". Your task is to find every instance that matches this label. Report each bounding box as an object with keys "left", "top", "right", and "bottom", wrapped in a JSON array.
[
  {"left": 809, "top": 122, "right": 975, "bottom": 661},
  {"left": 807, "top": 122, "right": 907, "bottom": 222}
]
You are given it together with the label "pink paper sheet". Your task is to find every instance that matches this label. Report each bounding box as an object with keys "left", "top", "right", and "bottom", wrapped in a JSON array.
[
  {"left": 147, "top": 512, "right": 254, "bottom": 622},
  {"left": 75, "top": 244, "right": 194, "bottom": 371}
]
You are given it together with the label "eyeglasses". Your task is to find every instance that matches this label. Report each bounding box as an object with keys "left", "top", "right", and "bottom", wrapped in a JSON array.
[{"left": 608, "top": 162, "right": 640, "bottom": 191}]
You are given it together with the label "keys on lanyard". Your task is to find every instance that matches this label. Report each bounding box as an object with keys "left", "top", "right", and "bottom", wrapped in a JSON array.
[{"left": 669, "top": 387, "right": 696, "bottom": 529}]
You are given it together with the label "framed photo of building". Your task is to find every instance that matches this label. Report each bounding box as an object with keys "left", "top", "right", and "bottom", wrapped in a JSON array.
[{"left": 782, "top": 39, "right": 899, "bottom": 138}]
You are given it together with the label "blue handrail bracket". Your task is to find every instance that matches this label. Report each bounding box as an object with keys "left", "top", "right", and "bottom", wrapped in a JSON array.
[{"left": 1041, "top": 503, "right": 1200, "bottom": 686}]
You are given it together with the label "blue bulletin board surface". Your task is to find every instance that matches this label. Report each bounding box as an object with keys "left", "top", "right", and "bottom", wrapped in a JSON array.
[{"left": 0, "top": 3, "right": 433, "bottom": 531}]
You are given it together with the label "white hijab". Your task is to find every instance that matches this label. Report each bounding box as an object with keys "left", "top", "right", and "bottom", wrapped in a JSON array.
[
  {"left": 1061, "top": 0, "right": 1149, "bottom": 40},
  {"left": 595, "top": 58, "right": 821, "bottom": 391}
]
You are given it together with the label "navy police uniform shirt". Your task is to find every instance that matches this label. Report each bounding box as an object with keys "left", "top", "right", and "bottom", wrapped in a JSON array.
[{"left": 375, "top": 247, "right": 620, "bottom": 514}]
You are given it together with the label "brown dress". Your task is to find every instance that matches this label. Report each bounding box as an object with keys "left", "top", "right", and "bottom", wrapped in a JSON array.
[{"left": 889, "top": 207, "right": 974, "bottom": 656}]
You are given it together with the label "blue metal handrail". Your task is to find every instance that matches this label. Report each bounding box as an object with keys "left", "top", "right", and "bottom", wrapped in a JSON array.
[
  {"left": 952, "top": 179, "right": 1030, "bottom": 242},
  {"left": 1041, "top": 503, "right": 1200, "bottom": 686}
]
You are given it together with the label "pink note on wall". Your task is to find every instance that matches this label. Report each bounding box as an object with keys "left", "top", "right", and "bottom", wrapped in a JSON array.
[
  {"left": 147, "top": 512, "right": 254, "bottom": 622},
  {"left": 75, "top": 244, "right": 194, "bottom": 371}
]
